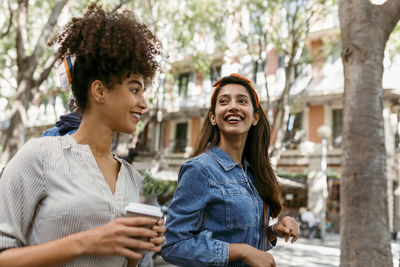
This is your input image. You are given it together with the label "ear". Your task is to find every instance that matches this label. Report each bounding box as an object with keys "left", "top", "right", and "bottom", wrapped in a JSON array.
[
  {"left": 90, "top": 80, "right": 106, "bottom": 104},
  {"left": 209, "top": 112, "right": 217, "bottom": 126},
  {"left": 252, "top": 112, "right": 260, "bottom": 126}
]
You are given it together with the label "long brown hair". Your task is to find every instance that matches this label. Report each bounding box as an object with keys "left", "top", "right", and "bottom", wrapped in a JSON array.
[{"left": 192, "top": 74, "right": 283, "bottom": 218}]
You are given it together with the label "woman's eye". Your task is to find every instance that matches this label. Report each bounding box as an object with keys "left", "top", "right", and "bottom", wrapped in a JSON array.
[
  {"left": 239, "top": 99, "right": 248, "bottom": 104},
  {"left": 219, "top": 99, "right": 228, "bottom": 104},
  {"left": 130, "top": 88, "right": 139, "bottom": 94}
]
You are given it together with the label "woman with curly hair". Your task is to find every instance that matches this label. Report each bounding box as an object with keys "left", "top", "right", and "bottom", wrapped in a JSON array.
[
  {"left": 161, "top": 74, "right": 300, "bottom": 266},
  {"left": 0, "top": 3, "right": 164, "bottom": 267}
]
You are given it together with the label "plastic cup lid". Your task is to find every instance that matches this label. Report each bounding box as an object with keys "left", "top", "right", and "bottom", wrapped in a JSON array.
[{"left": 124, "top": 203, "right": 163, "bottom": 218}]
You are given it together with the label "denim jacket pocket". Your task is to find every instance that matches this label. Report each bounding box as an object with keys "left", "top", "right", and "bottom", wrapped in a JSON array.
[{"left": 221, "top": 186, "right": 257, "bottom": 229}]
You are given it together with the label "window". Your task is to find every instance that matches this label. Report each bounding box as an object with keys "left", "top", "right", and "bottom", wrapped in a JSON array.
[
  {"left": 278, "top": 55, "right": 285, "bottom": 68},
  {"left": 178, "top": 73, "right": 190, "bottom": 97},
  {"left": 332, "top": 109, "right": 342, "bottom": 148},
  {"left": 174, "top": 122, "right": 188, "bottom": 153},
  {"left": 210, "top": 65, "right": 221, "bottom": 85},
  {"left": 282, "top": 187, "right": 308, "bottom": 209},
  {"left": 283, "top": 112, "right": 303, "bottom": 149}
]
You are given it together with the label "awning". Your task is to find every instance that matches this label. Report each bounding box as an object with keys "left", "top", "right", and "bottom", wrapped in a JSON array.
[{"left": 277, "top": 176, "right": 305, "bottom": 188}]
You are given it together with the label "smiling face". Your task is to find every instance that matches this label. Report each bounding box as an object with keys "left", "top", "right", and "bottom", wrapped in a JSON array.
[
  {"left": 209, "top": 83, "right": 259, "bottom": 142},
  {"left": 101, "top": 73, "right": 148, "bottom": 134}
]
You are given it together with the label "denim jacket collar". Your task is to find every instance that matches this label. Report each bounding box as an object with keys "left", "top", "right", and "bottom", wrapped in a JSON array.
[{"left": 206, "top": 145, "right": 251, "bottom": 172}]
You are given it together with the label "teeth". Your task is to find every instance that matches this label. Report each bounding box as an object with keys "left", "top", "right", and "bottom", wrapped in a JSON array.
[
  {"left": 131, "top": 113, "right": 140, "bottom": 120},
  {"left": 226, "top": 115, "right": 242, "bottom": 122}
]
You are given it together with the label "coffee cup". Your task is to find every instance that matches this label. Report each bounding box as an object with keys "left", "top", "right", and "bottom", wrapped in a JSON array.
[
  {"left": 124, "top": 203, "right": 163, "bottom": 253},
  {"left": 124, "top": 202, "right": 163, "bottom": 220}
]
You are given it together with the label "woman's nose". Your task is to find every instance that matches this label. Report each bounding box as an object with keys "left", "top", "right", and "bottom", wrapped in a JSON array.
[
  {"left": 227, "top": 100, "right": 239, "bottom": 111},
  {"left": 139, "top": 94, "right": 148, "bottom": 110}
]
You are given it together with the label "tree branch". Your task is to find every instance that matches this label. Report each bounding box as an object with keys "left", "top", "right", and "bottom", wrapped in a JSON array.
[
  {"left": 380, "top": 0, "right": 400, "bottom": 35},
  {"left": 28, "top": 0, "right": 69, "bottom": 75},
  {"left": 1, "top": 0, "right": 14, "bottom": 39},
  {"left": 112, "top": 0, "right": 131, "bottom": 12},
  {"left": 16, "top": 0, "right": 28, "bottom": 73},
  {"left": 33, "top": 54, "right": 57, "bottom": 89}
]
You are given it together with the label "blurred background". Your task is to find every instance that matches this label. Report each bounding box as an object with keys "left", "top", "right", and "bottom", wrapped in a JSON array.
[{"left": 0, "top": 0, "right": 399, "bottom": 266}]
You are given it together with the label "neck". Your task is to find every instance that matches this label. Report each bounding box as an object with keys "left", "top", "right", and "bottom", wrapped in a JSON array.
[
  {"left": 218, "top": 133, "right": 247, "bottom": 165},
  {"left": 71, "top": 111, "right": 114, "bottom": 158}
]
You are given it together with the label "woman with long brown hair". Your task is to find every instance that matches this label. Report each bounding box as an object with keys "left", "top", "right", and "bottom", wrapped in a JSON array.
[{"left": 161, "top": 73, "right": 299, "bottom": 266}]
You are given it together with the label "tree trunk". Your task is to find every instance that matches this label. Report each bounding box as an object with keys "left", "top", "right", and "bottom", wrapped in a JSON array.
[
  {"left": 0, "top": 0, "right": 69, "bottom": 168},
  {"left": 339, "top": 0, "right": 400, "bottom": 266},
  {"left": 0, "top": 80, "right": 33, "bottom": 168},
  {"left": 269, "top": 61, "right": 293, "bottom": 164}
]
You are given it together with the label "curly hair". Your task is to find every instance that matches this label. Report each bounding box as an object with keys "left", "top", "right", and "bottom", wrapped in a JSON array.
[{"left": 54, "top": 3, "right": 162, "bottom": 112}]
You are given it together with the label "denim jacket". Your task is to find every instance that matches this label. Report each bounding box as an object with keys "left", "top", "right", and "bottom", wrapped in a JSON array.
[{"left": 161, "top": 146, "right": 275, "bottom": 267}]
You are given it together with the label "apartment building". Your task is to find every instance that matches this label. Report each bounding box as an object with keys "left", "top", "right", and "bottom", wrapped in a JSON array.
[{"left": 134, "top": 24, "right": 400, "bottom": 234}]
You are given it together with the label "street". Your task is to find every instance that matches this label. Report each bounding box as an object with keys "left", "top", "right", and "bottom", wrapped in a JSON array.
[{"left": 153, "top": 233, "right": 400, "bottom": 267}]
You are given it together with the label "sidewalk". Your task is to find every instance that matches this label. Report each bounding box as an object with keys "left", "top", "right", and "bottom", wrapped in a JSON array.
[
  {"left": 271, "top": 233, "right": 399, "bottom": 267},
  {"left": 154, "top": 233, "right": 400, "bottom": 267},
  {"left": 270, "top": 233, "right": 340, "bottom": 267}
]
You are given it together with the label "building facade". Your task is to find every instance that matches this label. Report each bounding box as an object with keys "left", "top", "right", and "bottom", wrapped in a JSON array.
[{"left": 135, "top": 26, "right": 400, "bottom": 234}]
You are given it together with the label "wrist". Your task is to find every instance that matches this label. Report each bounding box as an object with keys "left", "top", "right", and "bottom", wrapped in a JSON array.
[
  {"left": 229, "top": 243, "right": 251, "bottom": 261},
  {"left": 242, "top": 244, "right": 255, "bottom": 262},
  {"left": 268, "top": 224, "right": 278, "bottom": 240},
  {"left": 72, "top": 230, "right": 92, "bottom": 256}
]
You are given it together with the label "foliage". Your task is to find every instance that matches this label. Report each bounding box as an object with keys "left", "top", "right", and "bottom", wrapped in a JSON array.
[
  {"left": 386, "top": 22, "right": 400, "bottom": 62},
  {"left": 235, "top": 0, "right": 337, "bottom": 163},
  {"left": 164, "top": 0, "right": 227, "bottom": 74},
  {"left": 0, "top": 0, "right": 95, "bottom": 116},
  {"left": 141, "top": 171, "right": 177, "bottom": 206}
]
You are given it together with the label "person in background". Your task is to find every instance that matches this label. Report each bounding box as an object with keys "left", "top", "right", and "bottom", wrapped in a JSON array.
[
  {"left": 161, "top": 74, "right": 300, "bottom": 267},
  {"left": 300, "top": 207, "right": 318, "bottom": 239},
  {"left": 0, "top": 3, "right": 165, "bottom": 267},
  {"left": 41, "top": 97, "right": 82, "bottom": 137}
]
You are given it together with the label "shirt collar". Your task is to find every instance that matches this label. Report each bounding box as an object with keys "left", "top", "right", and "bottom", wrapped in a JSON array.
[{"left": 206, "top": 145, "right": 249, "bottom": 172}]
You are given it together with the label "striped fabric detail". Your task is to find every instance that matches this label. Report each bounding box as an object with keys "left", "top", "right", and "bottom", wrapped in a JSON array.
[{"left": 0, "top": 135, "right": 141, "bottom": 266}]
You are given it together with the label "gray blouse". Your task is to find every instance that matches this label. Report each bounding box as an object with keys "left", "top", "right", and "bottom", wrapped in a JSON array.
[{"left": 0, "top": 135, "right": 141, "bottom": 266}]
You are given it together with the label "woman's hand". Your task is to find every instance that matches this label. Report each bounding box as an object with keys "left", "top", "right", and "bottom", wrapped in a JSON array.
[
  {"left": 79, "top": 217, "right": 158, "bottom": 261},
  {"left": 148, "top": 219, "right": 166, "bottom": 252},
  {"left": 272, "top": 216, "right": 300, "bottom": 243},
  {"left": 242, "top": 245, "right": 276, "bottom": 267},
  {"left": 229, "top": 244, "right": 276, "bottom": 267}
]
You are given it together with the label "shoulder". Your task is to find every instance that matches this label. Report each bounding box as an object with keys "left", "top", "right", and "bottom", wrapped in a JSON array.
[
  {"left": 10, "top": 138, "right": 46, "bottom": 161},
  {"left": 181, "top": 154, "right": 209, "bottom": 174},
  {"left": 183, "top": 150, "right": 224, "bottom": 176},
  {"left": 40, "top": 126, "right": 60, "bottom": 137},
  {"left": 6, "top": 136, "right": 66, "bottom": 166},
  {"left": 177, "top": 153, "right": 215, "bottom": 184},
  {"left": 185, "top": 151, "right": 216, "bottom": 169},
  {"left": 1, "top": 138, "right": 48, "bottom": 179}
]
